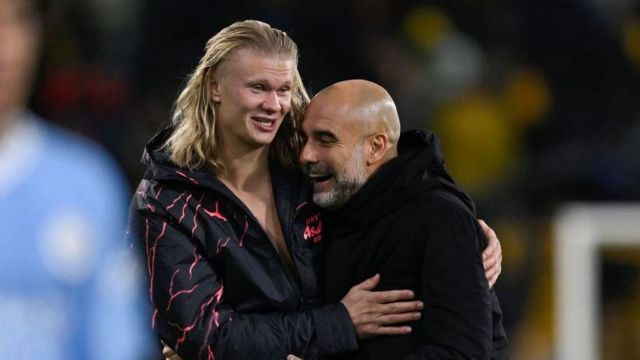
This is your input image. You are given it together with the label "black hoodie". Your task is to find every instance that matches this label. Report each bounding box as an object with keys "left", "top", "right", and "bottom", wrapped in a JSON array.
[
  {"left": 129, "top": 128, "right": 357, "bottom": 360},
  {"left": 322, "top": 130, "right": 509, "bottom": 360}
]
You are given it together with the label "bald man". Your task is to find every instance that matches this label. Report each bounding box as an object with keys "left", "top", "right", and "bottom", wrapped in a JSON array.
[{"left": 300, "top": 80, "right": 509, "bottom": 359}]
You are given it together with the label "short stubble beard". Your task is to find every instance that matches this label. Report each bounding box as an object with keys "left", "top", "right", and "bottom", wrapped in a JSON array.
[{"left": 312, "top": 141, "right": 368, "bottom": 210}]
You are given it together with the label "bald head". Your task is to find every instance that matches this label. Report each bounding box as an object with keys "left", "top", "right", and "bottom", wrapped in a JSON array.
[{"left": 307, "top": 79, "right": 401, "bottom": 151}]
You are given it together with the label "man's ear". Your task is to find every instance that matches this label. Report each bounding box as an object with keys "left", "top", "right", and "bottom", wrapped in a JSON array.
[
  {"left": 209, "top": 72, "right": 222, "bottom": 103},
  {"left": 366, "top": 133, "right": 389, "bottom": 166}
]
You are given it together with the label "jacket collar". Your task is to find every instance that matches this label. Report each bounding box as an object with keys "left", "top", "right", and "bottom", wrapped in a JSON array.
[
  {"left": 323, "top": 130, "right": 474, "bottom": 234},
  {"left": 141, "top": 126, "right": 312, "bottom": 217}
]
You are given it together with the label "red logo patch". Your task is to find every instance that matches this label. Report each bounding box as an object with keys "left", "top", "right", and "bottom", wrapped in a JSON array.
[{"left": 303, "top": 213, "right": 323, "bottom": 243}]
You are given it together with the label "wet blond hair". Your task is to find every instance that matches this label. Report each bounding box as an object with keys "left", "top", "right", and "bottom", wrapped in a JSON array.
[{"left": 165, "top": 20, "right": 309, "bottom": 172}]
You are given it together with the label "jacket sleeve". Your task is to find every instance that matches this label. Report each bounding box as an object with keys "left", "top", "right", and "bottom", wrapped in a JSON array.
[
  {"left": 403, "top": 192, "right": 493, "bottom": 360},
  {"left": 131, "top": 191, "right": 357, "bottom": 360}
]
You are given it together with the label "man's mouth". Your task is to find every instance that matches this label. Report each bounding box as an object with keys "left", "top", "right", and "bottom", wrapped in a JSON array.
[
  {"left": 309, "top": 174, "right": 333, "bottom": 183},
  {"left": 251, "top": 116, "right": 277, "bottom": 130}
]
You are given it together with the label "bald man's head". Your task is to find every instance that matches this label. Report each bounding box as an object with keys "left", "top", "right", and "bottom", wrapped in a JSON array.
[
  {"left": 299, "top": 79, "right": 402, "bottom": 209},
  {"left": 307, "top": 79, "right": 401, "bottom": 149}
]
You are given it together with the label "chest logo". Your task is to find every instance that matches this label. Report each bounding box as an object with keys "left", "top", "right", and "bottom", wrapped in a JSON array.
[{"left": 303, "top": 213, "right": 323, "bottom": 243}]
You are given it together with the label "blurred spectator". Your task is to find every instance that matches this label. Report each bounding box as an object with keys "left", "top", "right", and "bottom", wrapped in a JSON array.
[{"left": 0, "top": 0, "right": 152, "bottom": 358}]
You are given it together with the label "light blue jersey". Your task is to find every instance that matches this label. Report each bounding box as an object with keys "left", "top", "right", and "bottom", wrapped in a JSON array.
[{"left": 0, "top": 113, "right": 152, "bottom": 359}]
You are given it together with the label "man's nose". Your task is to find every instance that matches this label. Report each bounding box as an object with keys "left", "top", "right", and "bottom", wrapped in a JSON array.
[
  {"left": 261, "top": 91, "right": 281, "bottom": 112},
  {"left": 299, "top": 143, "right": 317, "bottom": 164}
]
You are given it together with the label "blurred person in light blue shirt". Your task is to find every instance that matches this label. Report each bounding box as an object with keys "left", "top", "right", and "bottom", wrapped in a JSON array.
[{"left": 0, "top": 0, "right": 152, "bottom": 358}]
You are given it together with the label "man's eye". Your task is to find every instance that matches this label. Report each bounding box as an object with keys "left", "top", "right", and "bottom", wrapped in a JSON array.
[
  {"left": 277, "top": 87, "right": 291, "bottom": 94},
  {"left": 251, "top": 84, "right": 265, "bottom": 91},
  {"left": 319, "top": 137, "right": 333, "bottom": 145}
]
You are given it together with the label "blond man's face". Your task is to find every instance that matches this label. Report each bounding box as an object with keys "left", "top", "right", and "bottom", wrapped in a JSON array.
[{"left": 210, "top": 48, "right": 295, "bottom": 155}]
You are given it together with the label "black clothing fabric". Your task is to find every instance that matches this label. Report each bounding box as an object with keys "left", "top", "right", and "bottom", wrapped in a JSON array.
[
  {"left": 130, "top": 128, "right": 357, "bottom": 360},
  {"left": 322, "top": 130, "right": 509, "bottom": 359}
]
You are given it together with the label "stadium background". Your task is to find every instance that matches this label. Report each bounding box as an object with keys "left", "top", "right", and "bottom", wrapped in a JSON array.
[{"left": 30, "top": 1, "right": 640, "bottom": 358}]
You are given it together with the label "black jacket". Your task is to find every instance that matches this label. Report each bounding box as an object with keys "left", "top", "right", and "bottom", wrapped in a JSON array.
[
  {"left": 130, "top": 128, "right": 357, "bottom": 360},
  {"left": 322, "top": 130, "right": 509, "bottom": 360}
]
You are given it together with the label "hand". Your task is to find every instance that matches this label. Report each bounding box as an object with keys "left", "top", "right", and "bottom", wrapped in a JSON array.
[
  {"left": 161, "top": 341, "right": 183, "bottom": 360},
  {"left": 286, "top": 355, "right": 302, "bottom": 360},
  {"left": 479, "top": 219, "right": 502, "bottom": 288},
  {"left": 341, "top": 273, "right": 423, "bottom": 339}
]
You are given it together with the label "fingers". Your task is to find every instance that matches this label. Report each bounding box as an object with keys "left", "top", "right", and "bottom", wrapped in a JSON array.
[
  {"left": 482, "top": 242, "right": 496, "bottom": 261},
  {"left": 354, "top": 309, "right": 419, "bottom": 338},
  {"left": 376, "top": 311, "right": 421, "bottom": 325},
  {"left": 353, "top": 301, "right": 422, "bottom": 325},
  {"left": 479, "top": 219, "right": 499, "bottom": 261},
  {"left": 483, "top": 251, "right": 498, "bottom": 270},
  {"left": 355, "top": 273, "right": 381, "bottom": 290},
  {"left": 486, "top": 261, "right": 501, "bottom": 288},
  {"left": 366, "top": 325, "right": 413, "bottom": 336},
  {"left": 478, "top": 219, "right": 503, "bottom": 288},
  {"left": 479, "top": 219, "right": 500, "bottom": 266},
  {"left": 370, "top": 289, "right": 415, "bottom": 303},
  {"left": 483, "top": 240, "right": 502, "bottom": 288},
  {"left": 377, "top": 300, "right": 423, "bottom": 315},
  {"left": 352, "top": 275, "right": 415, "bottom": 301},
  {"left": 343, "top": 277, "right": 423, "bottom": 339}
]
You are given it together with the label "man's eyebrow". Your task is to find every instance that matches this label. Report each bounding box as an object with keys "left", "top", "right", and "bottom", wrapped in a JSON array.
[{"left": 245, "top": 77, "right": 293, "bottom": 87}]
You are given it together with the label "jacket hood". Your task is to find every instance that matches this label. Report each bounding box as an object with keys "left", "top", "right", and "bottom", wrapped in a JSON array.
[
  {"left": 324, "top": 130, "right": 475, "bottom": 233},
  {"left": 140, "top": 126, "right": 220, "bottom": 189}
]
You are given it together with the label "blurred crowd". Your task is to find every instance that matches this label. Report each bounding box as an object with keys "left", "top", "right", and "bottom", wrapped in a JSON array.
[{"left": 22, "top": 0, "right": 640, "bottom": 358}]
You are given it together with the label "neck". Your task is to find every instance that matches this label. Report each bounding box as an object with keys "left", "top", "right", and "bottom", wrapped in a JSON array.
[{"left": 218, "top": 145, "right": 271, "bottom": 193}]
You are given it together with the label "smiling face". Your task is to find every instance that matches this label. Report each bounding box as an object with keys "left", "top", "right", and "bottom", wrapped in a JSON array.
[
  {"left": 210, "top": 48, "right": 295, "bottom": 155},
  {"left": 300, "top": 99, "right": 370, "bottom": 209},
  {"left": 300, "top": 80, "right": 401, "bottom": 209}
]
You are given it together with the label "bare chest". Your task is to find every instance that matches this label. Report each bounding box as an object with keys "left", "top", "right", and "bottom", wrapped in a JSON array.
[{"left": 236, "top": 191, "right": 295, "bottom": 272}]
